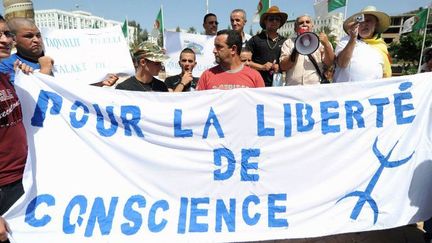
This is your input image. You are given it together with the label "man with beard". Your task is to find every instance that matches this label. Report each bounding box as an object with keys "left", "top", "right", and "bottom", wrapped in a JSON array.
[
  {"left": 197, "top": 29, "right": 264, "bottom": 90},
  {"left": 0, "top": 18, "right": 44, "bottom": 83},
  {"left": 246, "top": 6, "right": 287, "bottom": 87}
]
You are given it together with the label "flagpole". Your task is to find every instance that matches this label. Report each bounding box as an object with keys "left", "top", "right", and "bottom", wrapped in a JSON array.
[
  {"left": 206, "top": 0, "right": 209, "bottom": 14},
  {"left": 344, "top": 0, "right": 349, "bottom": 19},
  {"left": 161, "top": 4, "right": 165, "bottom": 48},
  {"left": 418, "top": 6, "right": 430, "bottom": 73}
]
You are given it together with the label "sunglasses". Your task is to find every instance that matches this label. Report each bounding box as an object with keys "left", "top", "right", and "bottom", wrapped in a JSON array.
[
  {"left": 208, "top": 21, "right": 219, "bottom": 25},
  {"left": 267, "top": 16, "right": 281, "bottom": 22},
  {"left": 0, "top": 30, "right": 14, "bottom": 39}
]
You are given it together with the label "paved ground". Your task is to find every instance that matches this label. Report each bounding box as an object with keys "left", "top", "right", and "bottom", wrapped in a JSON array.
[{"left": 241, "top": 225, "right": 426, "bottom": 243}]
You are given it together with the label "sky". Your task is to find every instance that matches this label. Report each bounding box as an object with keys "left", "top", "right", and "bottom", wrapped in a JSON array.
[{"left": 1, "top": 0, "right": 430, "bottom": 33}]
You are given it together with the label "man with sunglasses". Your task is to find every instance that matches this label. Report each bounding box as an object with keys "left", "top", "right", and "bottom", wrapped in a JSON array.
[
  {"left": 203, "top": 13, "right": 218, "bottom": 36},
  {"left": 246, "top": 6, "right": 287, "bottom": 87},
  {"left": 0, "top": 18, "right": 44, "bottom": 83},
  {"left": 165, "top": 48, "right": 199, "bottom": 92},
  {"left": 0, "top": 14, "right": 54, "bottom": 243},
  {"left": 116, "top": 41, "right": 169, "bottom": 92}
]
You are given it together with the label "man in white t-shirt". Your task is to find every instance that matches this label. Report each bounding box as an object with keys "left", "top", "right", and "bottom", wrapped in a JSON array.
[
  {"left": 333, "top": 6, "right": 391, "bottom": 82},
  {"left": 230, "top": 9, "right": 251, "bottom": 47}
]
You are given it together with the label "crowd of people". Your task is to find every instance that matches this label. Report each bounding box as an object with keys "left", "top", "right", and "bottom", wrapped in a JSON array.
[{"left": 0, "top": 3, "right": 430, "bottom": 243}]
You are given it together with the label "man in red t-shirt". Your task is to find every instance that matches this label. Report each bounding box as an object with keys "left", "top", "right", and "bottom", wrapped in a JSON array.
[
  {"left": 0, "top": 15, "right": 27, "bottom": 216},
  {"left": 0, "top": 14, "right": 24, "bottom": 243},
  {"left": 0, "top": 14, "right": 54, "bottom": 243},
  {"left": 197, "top": 29, "right": 265, "bottom": 90}
]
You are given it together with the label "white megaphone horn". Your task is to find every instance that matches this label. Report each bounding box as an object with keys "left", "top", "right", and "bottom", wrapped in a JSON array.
[{"left": 294, "top": 31, "right": 319, "bottom": 55}]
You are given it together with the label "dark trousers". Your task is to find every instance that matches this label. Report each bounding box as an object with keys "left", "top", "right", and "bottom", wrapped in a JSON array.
[
  {"left": 0, "top": 179, "right": 24, "bottom": 243},
  {"left": 0, "top": 179, "right": 24, "bottom": 215}
]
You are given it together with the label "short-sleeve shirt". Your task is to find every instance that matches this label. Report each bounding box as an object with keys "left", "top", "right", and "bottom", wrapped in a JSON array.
[
  {"left": 0, "top": 53, "right": 40, "bottom": 84},
  {"left": 280, "top": 36, "right": 328, "bottom": 85},
  {"left": 164, "top": 74, "right": 198, "bottom": 92},
  {"left": 197, "top": 65, "right": 265, "bottom": 90},
  {"left": 333, "top": 36, "right": 383, "bottom": 83},
  {"left": 0, "top": 73, "right": 27, "bottom": 186},
  {"left": 115, "top": 76, "right": 168, "bottom": 92},
  {"left": 246, "top": 31, "right": 286, "bottom": 87}
]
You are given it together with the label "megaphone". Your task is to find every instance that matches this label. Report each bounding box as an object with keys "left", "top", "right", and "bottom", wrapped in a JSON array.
[{"left": 294, "top": 31, "right": 319, "bottom": 55}]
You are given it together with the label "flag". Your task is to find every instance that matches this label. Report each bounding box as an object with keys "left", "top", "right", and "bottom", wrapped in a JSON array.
[
  {"left": 413, "top": 8, "right": 428, "bottom": 31},
  {"left": 121, "top": 20, "right": 128, "bottom": 38},
  {"left": 328, "top": 0, "right": 346, "bottom": 12},
  {"left": 314, "top": 0, "right": 328, "bottom": 18},
  {"left": 154, "top": 7, "right": 164, "bottom": 38},
  {"left": 401, "top": 8, "right": 429, "bottom": 34},
  {"left": 253, "top": 0, "right": 270, "bottom": 23},
  {"left": 314, "top": 0, "right": 345, "bottom": 18},
  {"left": 401, "top": 16, "right": 416, "bottom": 34}
]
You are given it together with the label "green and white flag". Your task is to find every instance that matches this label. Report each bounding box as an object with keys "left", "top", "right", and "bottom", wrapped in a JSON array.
[
  {"left": 121, "top": 19, "right": 128, "bottom": 38},
  {"left": 328, "top": 0, "right": 346, "bottom": 12},
  {"left": 253, "top": 0, "right": 270, "bottom": 23},
  {"left": 401, "top": 8, "right": 429, "bottom": 34},
  {"left": 314, "top": 0, "right": 346, "bottom": 18},
  {"left": 154, "top": 7, "right": 164, "bottom": 38}
]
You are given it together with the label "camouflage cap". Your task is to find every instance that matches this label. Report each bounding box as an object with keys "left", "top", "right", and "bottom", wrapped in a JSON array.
[{"left": 134, "top": 41, "right": 169, "bottom": 63}]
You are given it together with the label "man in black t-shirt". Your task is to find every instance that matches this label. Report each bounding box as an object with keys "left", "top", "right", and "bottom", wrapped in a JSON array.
[
  {"left": 116, "top": 41, "right": 169, "bottom": 92},
  {"left": 246, "top": 6, "right": 287, "bottom": 87},
  {"left": 165, "top": 48, "right": 199, "bottom": 92}
]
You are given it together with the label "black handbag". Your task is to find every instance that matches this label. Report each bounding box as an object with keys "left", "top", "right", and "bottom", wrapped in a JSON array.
[{"left": 308, "top": 54, "right": 330, "bottom": 84}]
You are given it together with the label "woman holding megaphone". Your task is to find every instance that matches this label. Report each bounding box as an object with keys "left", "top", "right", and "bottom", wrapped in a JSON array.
[{"left": 279, "top": 15, "right": 335, "bottom": 86}]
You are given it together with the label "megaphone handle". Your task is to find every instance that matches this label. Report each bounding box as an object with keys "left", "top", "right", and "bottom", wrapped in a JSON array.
[{"left": 290, "top": 49, "right": 299, "bottom": 62}]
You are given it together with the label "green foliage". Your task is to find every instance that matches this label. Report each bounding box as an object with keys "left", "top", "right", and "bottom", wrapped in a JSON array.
[
  {"left": 128, "top": 20, "right": 149, "bottom": 49},
  {"left": 318, "top": 26, "right": 337, "bottom": 49},
  {"left": 389, "top": 32, "right": 432, "bottom": 74},
  {"left": 187, "top": 27, "right": 197, "bottom": 34}
]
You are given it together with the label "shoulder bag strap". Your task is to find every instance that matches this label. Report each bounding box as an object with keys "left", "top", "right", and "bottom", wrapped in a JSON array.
[{"left": 307, "top": 54, "right": 326, "bottom": 81}]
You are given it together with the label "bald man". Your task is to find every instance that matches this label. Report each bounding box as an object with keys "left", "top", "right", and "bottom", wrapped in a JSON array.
[{"left": 0, "top": 18, "right": 44, "bottom": 83}]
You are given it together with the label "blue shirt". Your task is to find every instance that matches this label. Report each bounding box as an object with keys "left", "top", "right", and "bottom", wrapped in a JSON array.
[{"left": 0, "top": 53, "right": 40, "bottom": 84}]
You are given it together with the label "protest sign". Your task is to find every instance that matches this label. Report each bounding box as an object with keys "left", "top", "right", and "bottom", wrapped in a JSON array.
[
  {"left": 41, "top": 26, "right": 135, "bottom": 85},
  {"left": 164, "top": 31, "right": 216, "bottom": 77},
  {"left": 6, "top": 72, "right": 432, "bottom": 242}
]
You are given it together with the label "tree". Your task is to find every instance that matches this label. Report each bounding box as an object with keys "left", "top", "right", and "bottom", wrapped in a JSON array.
[
  {"left": 176, "top": 26, "right": 181, "bottom": 32},
  {"left": 187, "top": 26, "right": 197, "bottom": 34},
  {"left": 389, "top": 32, "right": 432, "bottom": 74},
  {"left": 127, "top": 20, "right": 149, "bottom": 49},
  {"left": 141, "top": 29, "right": 148, "bottom": 41},
  {"left": 318, "top": 26, "right": 337, "bottom": 49}
]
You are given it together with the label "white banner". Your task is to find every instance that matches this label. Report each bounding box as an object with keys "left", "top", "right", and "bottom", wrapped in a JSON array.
[
  {"left": 5, "top": 72, "right": 432, "bottom": 243},
  {"left": 164, "top": 31, "right": 216, "bottom": 77},
  {"left": 41, "top": 26, "right": 135, "bottom": 85}
]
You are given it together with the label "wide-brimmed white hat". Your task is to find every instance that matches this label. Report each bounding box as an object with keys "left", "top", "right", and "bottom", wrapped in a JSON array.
[{"left": 343, "top": 6, "right": 390, "bottom": 34}]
